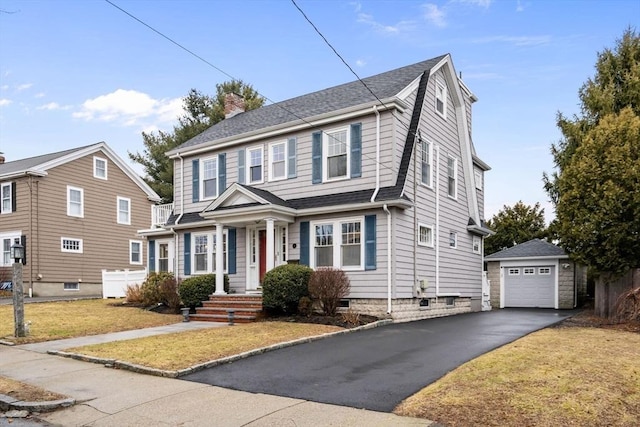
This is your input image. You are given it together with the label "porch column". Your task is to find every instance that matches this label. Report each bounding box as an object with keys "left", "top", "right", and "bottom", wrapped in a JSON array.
[
  {"left": 214, "top": 223, "right": 226, "bottom": 294},
  {"left": 266, "top": 218, "right": 275, "bottom": 272}
]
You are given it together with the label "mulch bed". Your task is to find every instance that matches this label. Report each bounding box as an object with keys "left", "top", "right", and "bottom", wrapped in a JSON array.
[
  {"left": 556, "top": 306, "right": 640, "bottom": 333},
  {"left": 263, "top": 313, "right": 381, "bottom": 328}
]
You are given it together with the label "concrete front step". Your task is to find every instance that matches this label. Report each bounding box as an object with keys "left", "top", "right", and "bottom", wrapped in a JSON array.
[
  {"left": 189, "top": 313, "right": 257, "bottom": 323},
  {"left": 202, "top": 300, "right": 263, "bottom": 309}
]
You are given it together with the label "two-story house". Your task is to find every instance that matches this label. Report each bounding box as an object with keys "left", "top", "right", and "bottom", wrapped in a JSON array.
[
  {"left": 0, "top": 142, "right": 161, "bottom": 297},
  {"left": 142, "top": 54, "right": 491, "bottom": 321}
]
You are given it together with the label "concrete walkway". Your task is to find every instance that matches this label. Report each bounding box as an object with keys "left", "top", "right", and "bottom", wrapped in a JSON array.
[{"left": 1, "top": 322, "right": 433, "bottom": 426}]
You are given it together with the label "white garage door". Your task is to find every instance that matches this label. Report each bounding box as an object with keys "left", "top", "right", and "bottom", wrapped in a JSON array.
[{"left": 504, "top": 266, "right": 555, "bottom": 308}]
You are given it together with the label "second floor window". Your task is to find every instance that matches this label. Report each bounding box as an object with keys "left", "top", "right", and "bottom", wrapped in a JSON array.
[
  {"left": 270, "top": 142, "right": 286, "bottom": 181},
  {"left": 421, "top": 140, "right": 432, "bottom": 187},
  {"left": 94, "top": 156, "right": 107, "bottom": 179},
  {"left": 447, "top": 157, "right": 457, "bottom": 198},
  {"left": 67, "top": 186, "right": 84, "bottom": 217},
  {"left": 248, "top": 146, "right": 263, "bottom": 184},
  {"left": 1, "top": 183, "right": 12, "bottom": 214},
  {"left": 117, "top": 197, "right": 131, "bottom": 225},
  {"left": 325, "top": 128, "right": 348, "bottom": 180},
  {"left": 436, "top": 82, "right": 447, "bottom": 118},
  {"left": 202, "top": 157, "right": 218, "bottom": 199}
]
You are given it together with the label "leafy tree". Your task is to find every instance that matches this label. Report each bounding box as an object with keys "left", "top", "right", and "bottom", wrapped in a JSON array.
[
  {"left": 543, "top": 28, "right": 640, "bottom": 276},
  {"left": 555, "top": 108, "right": 640, "bottom": 274},
  {"left": 484, "top": 201, "right": 546, "bottom": 256},
  {"left": 129, "top": 80, "right": 264, "bottom": 202}
]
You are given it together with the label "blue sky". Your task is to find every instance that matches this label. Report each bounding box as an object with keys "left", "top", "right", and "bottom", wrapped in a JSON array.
[{"left": 0, "top": 0, "right": 638, "bottom": 222}]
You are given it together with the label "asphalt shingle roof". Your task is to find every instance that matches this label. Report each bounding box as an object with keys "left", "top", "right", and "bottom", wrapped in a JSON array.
[
  {"left": 174, "top": 55, "right": 447, "bottom": 150},
  {"left": 485, "top": 239, "right": 567, "bottom": 259},
  {"left": 0, "top": 144, "right": 96, "bottom": 176}
]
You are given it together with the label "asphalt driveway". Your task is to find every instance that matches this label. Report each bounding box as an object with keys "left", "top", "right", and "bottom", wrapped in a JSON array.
[{"left": 182, "top": 308, "right": 577, "bottom": 412}]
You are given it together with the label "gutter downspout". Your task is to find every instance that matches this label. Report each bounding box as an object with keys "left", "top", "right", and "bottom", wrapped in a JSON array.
[
  {"left": 434, "top": 145, "right": 440, "bottom": 300},
  {"left": 383, "top": 204, "right": 392, "bottom": 314},
  {"left": 370, "top": 105, "right": 381, "bottom": 202},
  {"left": 28, "top": 175, "right": 33, "bottom": 298}
]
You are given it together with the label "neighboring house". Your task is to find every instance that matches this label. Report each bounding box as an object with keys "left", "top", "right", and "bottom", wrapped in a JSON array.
[
  {"left": 140, "top": 54, "right": 492, "bottom": 321},
  {"left": 0, "top": 143, "right": 161, "bottom": 297},
  {"left": 485, "top": 239, "right": 587, "bottom": 309}
]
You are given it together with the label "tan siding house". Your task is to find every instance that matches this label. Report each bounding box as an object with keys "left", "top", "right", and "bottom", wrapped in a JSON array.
[
  {"left": 0, "top": 143, "right": 161, "bottom": 296},
  {"left": 143, "top": 54, "right": 492, "bottom": 321}
]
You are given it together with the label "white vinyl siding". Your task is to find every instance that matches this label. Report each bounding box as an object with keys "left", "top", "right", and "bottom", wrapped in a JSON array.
[
  {"left": 117, "top": 196, "right": 131, "bottom": 225},
  {"left": 93, "top": 156, "right": 107, "bottom": 179},
  {"left": 67, "top": 186, "right": 84, "bottom": 218}
]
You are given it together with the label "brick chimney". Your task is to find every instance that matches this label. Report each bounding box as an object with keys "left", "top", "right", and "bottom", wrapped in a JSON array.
[
  {"left": 0, "top": 153, "right": 4, "bottom": 164},
  {"left": 224, "top": 93, "right": 246, "bottom": 119}
]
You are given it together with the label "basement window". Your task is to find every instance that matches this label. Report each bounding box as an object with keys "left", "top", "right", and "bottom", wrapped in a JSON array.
[
  {"left": 64, "top": 282, "right": 79, "bottom": 291},
  {"left": 419, "top": 298, "right": 430, "bottom": 307},
  {"left": 339, "top": 299, "right": 350, "bottom": 308},
  {"left": 445, "top": 296, "right": 455, "bottom": 306}
]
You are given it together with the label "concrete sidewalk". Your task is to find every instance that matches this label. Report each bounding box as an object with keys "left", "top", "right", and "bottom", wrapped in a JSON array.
[{"left": 1, "top": 324, "right": 433, "bottom": 426}]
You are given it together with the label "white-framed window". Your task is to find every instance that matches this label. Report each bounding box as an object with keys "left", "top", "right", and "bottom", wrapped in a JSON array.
[
  {"left": 61, "top": 237, "right": 83, "bottom": 253},
  {"left": 1, "top": 233, "right": 21, "bottom": 267},
  {"left": 117, "top": 197, "right": 131, "bottom": 225},
  {"left": 130, "top": 240, "right": 142, "bottom": 265},
  {"left": 447, "top": 156, "right": 457, "bottom": 199},
  {"left": 192, "top": 231, "right": 228, "bottom": 274},
  {"left": 508, "top": 268, "right": 520, "bottom": 276},
  {"left": 1, "top": 182, "right": 12, "bottom": 214},
  {"left": 323, "top": 127, "right": 349, "bottom": 181},
  {"left": 421, "top": 140, "right": 432, "bottom": 187},
  {"left": 524, "top": 267, "right": 535, "bottom": 275},
  {"left": 474, "top": 168, "right": 483, "bottom": 190},
  {"left": 435, "top": 81, "right": 447, "bottom": 118},
  {"left": 539, "top": 267, "right": 551, "bottom": 275},
  {"left": 418, "top": 224, "right": 434, "bottom": 247},
  {"left": 200, "top": 156, "right": 218, "bottom": 200},
  {"left": 312, "top": 217, "right": 364, "bottom": 270},
  {"left": 269, "top": 141, "right": 287, "bottom": 181},
  {"left": 473, "top": 236, "right": 481, "bottom": 254},
  {"left": 67, "top": 186, "right": 84, "bottom": 218},
  {"left": 63, "top": 282, "right": 79, "bottom": 291},
  {"left": 449, "top": 231, "right": 457, "bottom": 248},
  {"left": 247, "top": 146, "right": 264, "bottom": 184},
  {"left": 93, "top": 156, "right": 107, "bottom": 180},
  {"left": 158, "top": 242, "right": 170, "bottom": 272}
]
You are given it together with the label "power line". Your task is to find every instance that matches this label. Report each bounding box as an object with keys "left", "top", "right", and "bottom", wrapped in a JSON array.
[{"left": 104, "top": 0, "right": 395, "bottom": 173}]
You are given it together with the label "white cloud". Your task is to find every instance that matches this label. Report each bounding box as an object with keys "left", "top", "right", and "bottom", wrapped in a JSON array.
[
  {"left": 35, "top": 92, "right": 46, "bottom": 98},
  {"left": 0, "top": 85, "right": 8, "bottom": 91},
  {"left": 457, "top": 0, "right": 493, "bottom": 7},
  {"left": 422, "top": 4, "right": 447, "bottom": 28},
  {"left": 472, "top": 35, "right": 552, "bottom": 46},
  {"left": 356, "top": 12, "right": 415, "bottom": 35},
  {"left": 516, "top": 0, "right": 526, "bottom": 12},
  {"left": 37, "top": 102, "right": 71, "bottom": 111},
  {"left": 73, "top": 89, "right": 184, "bottom": 129},
  {"left": 355, "top": 59, "right": 366, "bottom": 67},
  {"left": 0, "top": 99, "right": 12, "bottom": 107},
  {"left": 16, "top": 83, "right": 33, "bottom": 92}
]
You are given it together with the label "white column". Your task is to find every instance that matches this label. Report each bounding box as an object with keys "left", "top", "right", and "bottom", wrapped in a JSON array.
[
  {"left": 214, "top": 224, "right": 226, "bottom": 294},
  {"left": 266, "top": 218, "right": 275, "bottom": 272}
]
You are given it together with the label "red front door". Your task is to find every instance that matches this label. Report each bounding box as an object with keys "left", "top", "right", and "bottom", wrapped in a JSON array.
[{"left": 259, "top": 230, "right": 267, "bottom": 284}]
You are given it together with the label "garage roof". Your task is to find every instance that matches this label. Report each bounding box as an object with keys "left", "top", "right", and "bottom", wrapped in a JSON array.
[{"left": 485, "top": 238, "right": 567, "bottom": 260}]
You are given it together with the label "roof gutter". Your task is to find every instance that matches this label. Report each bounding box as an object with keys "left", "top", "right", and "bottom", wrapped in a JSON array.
[{"left": 0, "top": 170, "right": 48, "bottom": 180}]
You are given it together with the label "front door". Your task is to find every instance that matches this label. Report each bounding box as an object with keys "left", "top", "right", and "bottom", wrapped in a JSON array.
[{"left": 247, "top": 225, "right": 288, "bottom": 291}]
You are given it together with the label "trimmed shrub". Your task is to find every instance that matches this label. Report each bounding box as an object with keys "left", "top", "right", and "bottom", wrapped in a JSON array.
[
  {"left": 308, "top": 268, "right": 350, "bottom": 316},
  {"left": 125, "top": 283, "right": 144, "bottom": 304},
  {"left": 298, "top": 296, "right": 313, "bottom": 316},
  {"left": 179, "top": 274, "right": 229, "bottom": 309},
  {"left": 140, "top": 272, "right": 178, "bottom": 308},
  {"left": 159, "top": 276, "right": 181, "bottom": 312},
  {"left": 262, "top": 264, "right": 313, "bottom": 314}
]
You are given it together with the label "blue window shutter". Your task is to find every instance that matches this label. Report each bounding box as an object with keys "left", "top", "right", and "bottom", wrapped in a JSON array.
[
  {"left": 184, "top": 233, "right": 191, "bottom": 276},
  {"left": 287, "top": 137, "right": 297, "bottom": 178},
  {"left": 300, "top": 221, "right": 310, "bottom": 266},
  {"left": 365, "top": 215, "right": 376, "bottom": 270},
  {"left": 312, "top": 132, "right": 322, "bottom": 184},
  {"left": 148, "top": 240, "right": 155, "bottom": 272},
  {"left": 350, "top": 123, "right": 362, "bottom": 178},
  {"left": 237, "top": 149, "right": 245, "bottom": 184},
  {"left": 228, "top": 228, "right": 237, "bottom": 274},
  {"left": 192, "top": 160, "right": 199, "bottom": 202},
  {"left": 218, "top": 153, "right": 226, "bottom": 195}
]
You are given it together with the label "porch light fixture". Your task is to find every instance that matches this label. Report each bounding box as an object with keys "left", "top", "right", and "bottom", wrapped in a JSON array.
[{"left": 10, "top": 242, "right": 24, "bottom": 263}]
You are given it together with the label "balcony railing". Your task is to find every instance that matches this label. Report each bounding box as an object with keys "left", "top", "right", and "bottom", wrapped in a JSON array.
[{"left": 152, "top": 203, "right": 173, "bottom": 228}]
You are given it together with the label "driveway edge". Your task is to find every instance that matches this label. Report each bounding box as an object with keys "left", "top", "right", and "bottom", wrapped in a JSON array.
[
  {"left": 0, "top": 394, "right": 75, "bottom": 412},
  {"left": 48, "top": 319, "right": 394, "bottom": 378}
]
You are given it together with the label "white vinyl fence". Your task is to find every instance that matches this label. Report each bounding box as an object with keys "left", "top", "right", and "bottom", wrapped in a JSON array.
[{"left": 102, "top": 268, "right": 147, "bottom": 298}]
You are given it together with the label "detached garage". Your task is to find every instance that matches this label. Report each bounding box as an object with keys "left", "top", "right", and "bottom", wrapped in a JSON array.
[{"left": 485, "top": 239, "right": 587, "bottom": 309}]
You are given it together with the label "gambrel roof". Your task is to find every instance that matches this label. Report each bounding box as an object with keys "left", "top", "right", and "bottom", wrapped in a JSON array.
[{"left": 167, "top": 55, "right": 447, "bottom": 154}]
